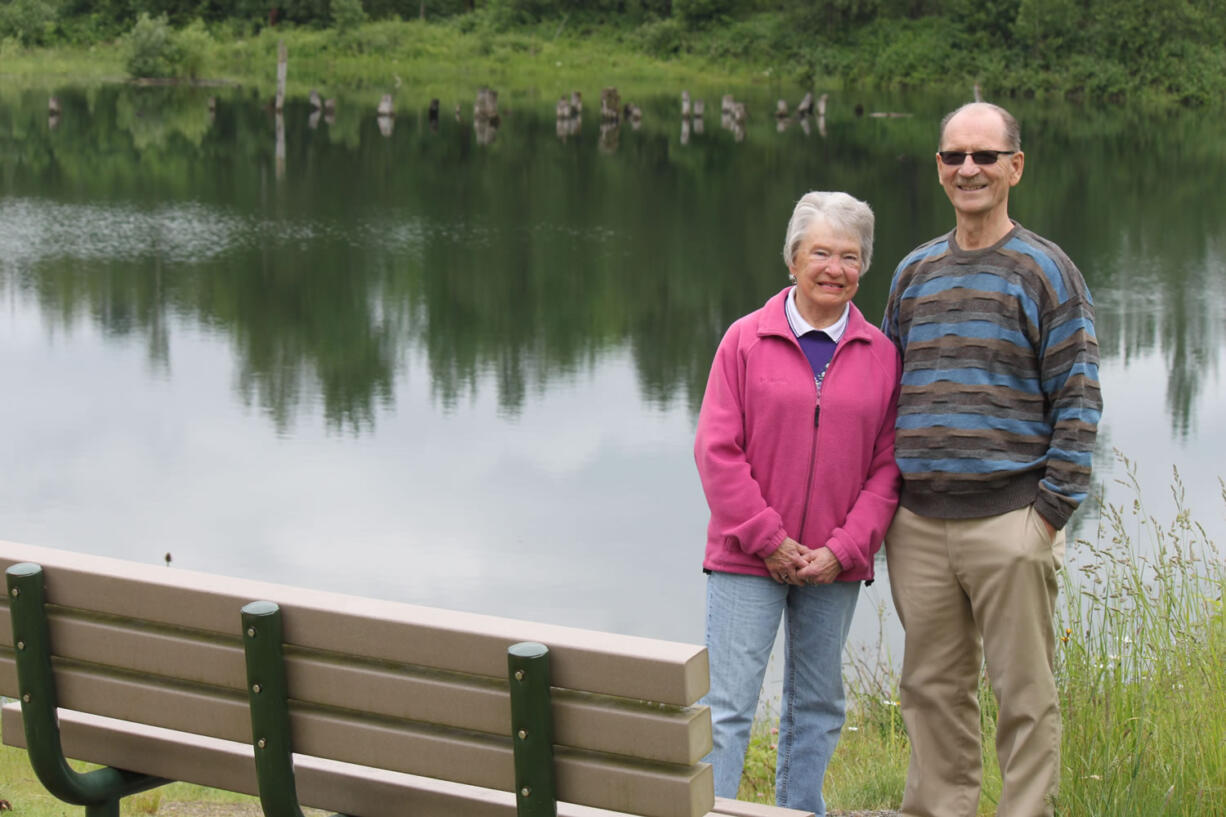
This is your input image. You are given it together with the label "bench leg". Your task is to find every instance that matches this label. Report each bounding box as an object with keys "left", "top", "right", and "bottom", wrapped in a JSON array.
[
  {"left": 507, "top": 642, "right": 556, "bottom": 817},
  {"left": 5, "top": 563, "right": 170, "bottom": 813},
  {"left": 241, "top": 601, "right": 347, "bottom": 817}
]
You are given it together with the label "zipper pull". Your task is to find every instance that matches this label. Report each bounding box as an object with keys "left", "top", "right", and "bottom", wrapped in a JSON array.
[{"left": 814, "top": 403, "right": 821, "bottom": 426}]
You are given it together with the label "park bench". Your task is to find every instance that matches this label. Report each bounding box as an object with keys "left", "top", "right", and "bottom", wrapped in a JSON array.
[{"left": 1, "top": 540, "right": 810, "bottom": 817}]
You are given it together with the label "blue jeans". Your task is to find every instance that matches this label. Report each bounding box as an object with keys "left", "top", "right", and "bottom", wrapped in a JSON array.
[{"left": 701, "top": 571, "right": 860, "bottom": 817}]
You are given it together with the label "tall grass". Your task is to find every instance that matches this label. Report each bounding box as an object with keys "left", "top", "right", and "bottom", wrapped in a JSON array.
[
  {"left": 743, "top": 452, "right": 1226, "bottom": 816},
  {"left": 1057, "top": 454, "right": 1226, "bottom": 815}
]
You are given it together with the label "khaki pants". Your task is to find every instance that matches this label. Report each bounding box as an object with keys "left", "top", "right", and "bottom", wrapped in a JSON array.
[{"left": 885, "top": 505, "right": 1065, "bottom": 817}]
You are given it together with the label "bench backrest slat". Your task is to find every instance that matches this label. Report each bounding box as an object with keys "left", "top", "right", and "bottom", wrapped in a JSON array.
[
  {"left": 1, "top": 607, "right": 708, "bottom": 765},
  {"left": 0, "top": 540, "right": 708, "bottom": 706}
]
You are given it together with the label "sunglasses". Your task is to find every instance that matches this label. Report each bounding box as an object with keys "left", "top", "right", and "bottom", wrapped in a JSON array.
[{"left": 938, "top": 150, "right": 1017, "bottom": 166}]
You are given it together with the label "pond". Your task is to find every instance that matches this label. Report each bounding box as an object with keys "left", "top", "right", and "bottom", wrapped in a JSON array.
[{"left": 2, "top": 85, "right": 1224, "bottom": 694}]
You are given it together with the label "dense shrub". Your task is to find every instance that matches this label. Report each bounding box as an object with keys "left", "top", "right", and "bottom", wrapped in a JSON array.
[
  {"left": 672, "top": 0, "right": 736, "bottom": 28},
  {"left": 0, "top": 0, "right": 60, "bottom": 46},
  {"left": 123, "top": 12, "right": 179, "bottom": 77},
  {"left": 637, "top": 17, "right": 683, "bottom": 58},
  {"left": 173, "top": 18, "right": 211, "bottom": 78},
  {"left": 331, "top": 0, "right": 368, "bottom": 31}
]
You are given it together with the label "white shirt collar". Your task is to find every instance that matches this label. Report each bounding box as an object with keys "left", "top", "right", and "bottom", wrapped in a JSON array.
[{"left": 785, "top": 286, "right": 849, "bottom": 341}]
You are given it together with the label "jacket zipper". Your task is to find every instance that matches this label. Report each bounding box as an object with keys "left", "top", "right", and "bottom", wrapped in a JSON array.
[
  {"left": 795, "top": 362, "right": 823, "bottom": 542},
  {"left": 794, "top": 334, "right": 852, "bottom": 542}
]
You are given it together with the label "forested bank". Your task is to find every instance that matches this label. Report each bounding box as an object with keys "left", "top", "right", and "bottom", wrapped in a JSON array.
[{"left": 2, "top": 0, "right": 1225, "bottom": 107}]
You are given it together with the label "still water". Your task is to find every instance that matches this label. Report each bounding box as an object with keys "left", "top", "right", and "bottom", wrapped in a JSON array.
[{"left": 2, "top": 86, "right": 1224, "bottom": 690}]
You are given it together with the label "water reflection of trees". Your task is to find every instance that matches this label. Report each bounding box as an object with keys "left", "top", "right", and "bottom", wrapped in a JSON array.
[{"left": 2, "top": 87, "right": 1224, "bottom": 435}]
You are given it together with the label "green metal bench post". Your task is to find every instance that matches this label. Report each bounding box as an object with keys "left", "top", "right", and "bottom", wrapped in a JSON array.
[
  {"left": 241, "top": 600, "right": 346, "bottom": 817},
  {"left": 4, "top": 562, "right": 169, "bottom": 817},
  {"left": 508, "top": 641, "right": 556, "bottom": 817}
]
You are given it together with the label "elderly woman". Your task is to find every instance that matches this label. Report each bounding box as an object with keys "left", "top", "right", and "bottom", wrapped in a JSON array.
[{"left": 694, "top": 191, "right": 901, "bottom": 815}]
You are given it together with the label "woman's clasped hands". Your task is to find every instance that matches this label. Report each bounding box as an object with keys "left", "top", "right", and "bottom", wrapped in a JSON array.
[{"left": 764, "top": 537, "right": 844, "bottom": 585}]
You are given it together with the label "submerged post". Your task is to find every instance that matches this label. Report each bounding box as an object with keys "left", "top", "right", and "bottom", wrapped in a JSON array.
[{"left": 275, "top": 40, "right": 287, "bottom": 113}]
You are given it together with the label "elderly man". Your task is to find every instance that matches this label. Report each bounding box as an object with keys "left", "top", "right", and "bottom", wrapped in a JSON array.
[{"left": 880, "top": 102, "right": 1102, "bottom": 817}]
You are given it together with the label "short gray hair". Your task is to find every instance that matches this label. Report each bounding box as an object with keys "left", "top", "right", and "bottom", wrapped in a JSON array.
[
  {"left": 939, "top": 102, "right": 1021, "bottom": 151},
  {"left": 782, "top": 191, "right": 875, "bottom": 274}
]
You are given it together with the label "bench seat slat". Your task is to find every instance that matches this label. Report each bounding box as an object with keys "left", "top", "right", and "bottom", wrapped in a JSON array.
[
  {"left": 0, "top": 541, "right": 708, "bottom": 706},
  {"left": 2, "top": 704, "right": 718, "bottom": 817}
]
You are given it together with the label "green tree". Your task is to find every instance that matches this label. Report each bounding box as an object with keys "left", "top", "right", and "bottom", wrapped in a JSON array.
[
  {"left": 0, "top": 0, "right": 61, "bottom": 45},
  {"left": 123, "top": 12, "right": 179, "bottom": 77}
]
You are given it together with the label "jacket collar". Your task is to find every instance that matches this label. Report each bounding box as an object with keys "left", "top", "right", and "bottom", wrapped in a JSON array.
[{"left": 758, "top": 286, "right": 872, "bottom": 345}]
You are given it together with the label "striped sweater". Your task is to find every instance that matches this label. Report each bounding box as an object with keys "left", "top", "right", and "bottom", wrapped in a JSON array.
[{"left": 880, "top": 223, "right": 1102, "bottom": 530}]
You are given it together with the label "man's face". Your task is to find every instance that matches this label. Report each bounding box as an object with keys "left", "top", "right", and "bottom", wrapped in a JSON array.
[{"left": 937, "top": 107, "right": 1024, "bottom": 222}]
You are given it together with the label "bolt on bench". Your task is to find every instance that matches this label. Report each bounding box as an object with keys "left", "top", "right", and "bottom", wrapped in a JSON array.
[{"left": 1, "top": 541, "right": 812, "bottom": 817}]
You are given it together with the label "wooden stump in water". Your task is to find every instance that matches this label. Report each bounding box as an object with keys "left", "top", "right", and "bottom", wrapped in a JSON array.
[
  {"left": 721, "top": 94, "right": 735, "bottom": 115},
  {"left": 599, "top": 119, "right": 620, "bottom": 152},
  {"left": 377, "top": 93, "right": 394, "bottom": 118},
  {"left": 570, "top": 90, "right": 582, "bottom": 113},
  {"left": 474, "top": 116, "right": 498, "bottom": 145},
  {"left": 474, "top": 86, "right": 500, "bottom": 124},
  {"left": 693, "top": 98, "right": 705, "bottom": 118},
  {"left": 600, "top": 87, "right": 620, "bottom": 122},
  {"left": 775, "top": 99, "right": 789, "bottom": 119},
  {"left": 309, "top": 89, "right": 322, "bottom": 110},
  {"left": 681, "top": 90, "right": 691, "bottom": 119},
  {"left": 796, "top": 91, "right": 814, "bottom": 117}
]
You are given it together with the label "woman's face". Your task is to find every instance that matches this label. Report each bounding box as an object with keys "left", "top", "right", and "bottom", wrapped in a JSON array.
[{"left": 789, "top": 220, "right": 863, "bottom": 326}]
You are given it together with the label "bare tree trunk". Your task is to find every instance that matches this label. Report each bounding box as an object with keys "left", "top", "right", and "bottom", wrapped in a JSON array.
[{"left": 420, "top": 0, "right": 425, "bottom": 19}]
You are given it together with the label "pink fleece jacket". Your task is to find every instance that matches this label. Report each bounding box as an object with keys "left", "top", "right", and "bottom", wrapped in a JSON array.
[{"left": 694, "top": 288, "right": 902, "bottom": 582}]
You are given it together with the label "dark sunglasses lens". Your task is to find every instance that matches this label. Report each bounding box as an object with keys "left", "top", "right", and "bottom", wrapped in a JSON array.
[{"left": 939, "top": 150, "right": 1008, "bottom": 165}]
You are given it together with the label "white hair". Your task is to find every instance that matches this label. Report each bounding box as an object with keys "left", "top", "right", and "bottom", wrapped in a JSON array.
[{"left": 782, "top": 191, "right": 875, "bottom": 274}]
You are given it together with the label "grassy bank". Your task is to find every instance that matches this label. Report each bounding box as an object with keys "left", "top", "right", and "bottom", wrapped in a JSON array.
[
  {"left": 0, "top": 17, "right": 793, "bottom": 105},
  {"left": 4, "top": 6, "right": 1225, "bottom": 108}
]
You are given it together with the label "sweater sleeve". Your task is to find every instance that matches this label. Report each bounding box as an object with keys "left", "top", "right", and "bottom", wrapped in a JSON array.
[
  {"left": 1034, "top": 257, "right": 1103, "bottom": 530},
  {"left": 822, "top": 346, "right": 903, "bottom": 573},
  {"left": 694, "top": 326, "right": 788, "bottom": 560}
]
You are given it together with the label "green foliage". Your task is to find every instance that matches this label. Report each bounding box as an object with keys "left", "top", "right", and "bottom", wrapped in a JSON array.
[
  {"left": 1014, "top": 0, "right": 1084, "bottom": 57},
  {"left": 331, "top": 0, "right": 368, "bottom": 31},
  {"left": 786, "top": 0, "right": 881, "bottom": 37},
  {"left": 673, "top": 0, "right": 737, "bottom": 28},
  {"left": 173, "top": 18, "right": 212, "bottom": 78},
  {"left": 637, "top": 16, "right": 684, "bottom": 57},
  {"left": 947, "top": 0, "right": 1018, "bottom": 44},
  {"left": 483, "top": 0, "right": 551, "bottom": 27},
  {"left": 123, "top": 12, "right": 179, "bottom": 78},
  {"left": 0, "top": 0, "right": 60, "bottom": 46}
]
